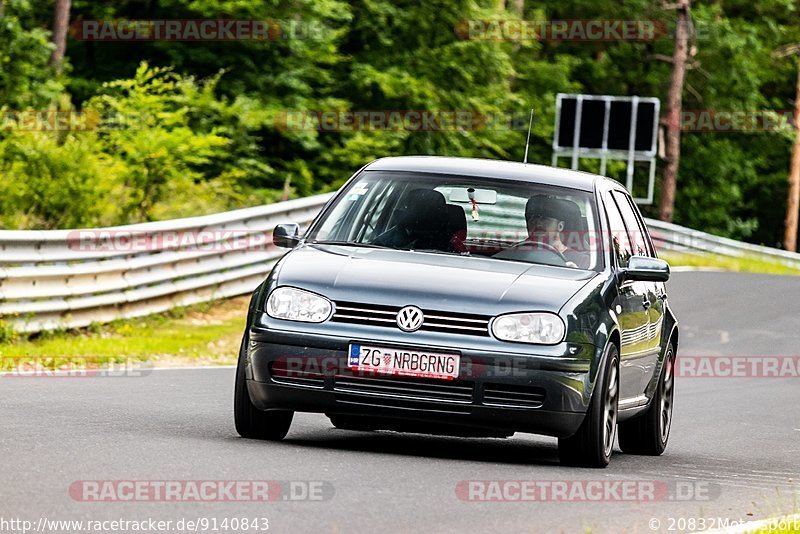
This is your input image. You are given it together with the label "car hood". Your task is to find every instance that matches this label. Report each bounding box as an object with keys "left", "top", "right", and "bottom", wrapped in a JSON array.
[{"left": 273, "top": 244, "right": 598, "bottom": 314}]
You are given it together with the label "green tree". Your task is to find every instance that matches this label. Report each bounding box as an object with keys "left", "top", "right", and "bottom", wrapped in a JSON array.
[{"left": 0, "top": 0, "right": 62, "bottom": 109}]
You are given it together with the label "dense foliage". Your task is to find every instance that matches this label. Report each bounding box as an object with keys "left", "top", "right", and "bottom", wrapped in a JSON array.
[{"left": 1, "top": 0, "right": 799, "bottom": 247}]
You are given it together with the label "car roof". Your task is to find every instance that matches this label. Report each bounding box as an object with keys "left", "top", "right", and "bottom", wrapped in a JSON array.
[{"left": 364, "top": 156, "right": 623, "bottom": 193}]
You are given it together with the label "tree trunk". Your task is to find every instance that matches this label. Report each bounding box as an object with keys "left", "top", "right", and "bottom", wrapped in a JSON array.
[
  {"left": 658, "top": 0, "right": 691, "bottom": 223},
  {"left": 783, "top": 64, "right": 800, "bottom": 252},
  {"left": 508, "top": 0, "right": 524, "bottom": 83},
  {"left": 48, "top": 0, "right": 71, "bottom": 73},
  {"left": 281, "top": 175, "right": 292, "bottom": 202}
]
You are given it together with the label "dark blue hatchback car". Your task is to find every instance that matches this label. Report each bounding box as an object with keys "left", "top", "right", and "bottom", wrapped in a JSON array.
[{"left": 234, "top": 156, "right": 678, "bottom": 467}]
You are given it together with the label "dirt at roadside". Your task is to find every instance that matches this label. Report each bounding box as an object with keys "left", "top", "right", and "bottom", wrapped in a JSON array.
[
  {"left": 148, "top": 296, "right": 249, "bottom": 368},
  {"left": 181, "top": 295, "right": 250, "bottom": 325}
]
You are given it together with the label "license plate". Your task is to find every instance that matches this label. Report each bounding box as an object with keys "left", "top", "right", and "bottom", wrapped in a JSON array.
[{"left": 348, "top": 344, "right": 460, "bottom": 380}]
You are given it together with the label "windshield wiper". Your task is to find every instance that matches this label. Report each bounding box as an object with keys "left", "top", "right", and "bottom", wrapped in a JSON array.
[{"left": 310, "top": 240, "right": 393, "bottom": 249}]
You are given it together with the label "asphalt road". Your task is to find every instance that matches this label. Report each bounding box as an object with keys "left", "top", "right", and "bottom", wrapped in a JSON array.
[{"left": 1, "top": 272, "right": 798, "bottom": 534}]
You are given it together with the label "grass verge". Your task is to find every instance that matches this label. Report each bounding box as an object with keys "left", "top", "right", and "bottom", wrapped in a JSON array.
[
  {"left": 0, "top": 296, "right": 248, "bottom": 370},
  {"left": 659, "top": 251, "right": 800, "bottom": 276}
]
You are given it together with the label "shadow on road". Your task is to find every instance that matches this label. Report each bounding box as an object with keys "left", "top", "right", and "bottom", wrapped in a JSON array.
[{"left": 279, "top": 427, "right": 562, "bottom": 466}]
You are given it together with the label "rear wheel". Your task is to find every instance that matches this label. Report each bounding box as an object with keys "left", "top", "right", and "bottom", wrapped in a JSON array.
[
  {"left": 234, "top": 333, "right": 293, "bottom": 440},
  {"left": 618, "top": 344, "right": 675, "bottom": 455},
  {"left": 558, "top": 343, "right": 619, "bottom": 468}
]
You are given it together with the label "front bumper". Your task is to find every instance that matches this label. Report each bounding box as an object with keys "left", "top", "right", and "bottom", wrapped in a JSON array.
[{"left": 246, "top": 320, "right": 596, "bottom": 438}]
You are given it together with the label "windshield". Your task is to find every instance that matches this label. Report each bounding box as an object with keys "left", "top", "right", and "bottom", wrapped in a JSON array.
[{"left": 307, "top": 171, "right": 602, "bottom": 271}]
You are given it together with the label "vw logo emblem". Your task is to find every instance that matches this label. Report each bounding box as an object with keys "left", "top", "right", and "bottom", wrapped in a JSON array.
[{"left": 396, "top": 306, "right": 424, "bottom": 332}]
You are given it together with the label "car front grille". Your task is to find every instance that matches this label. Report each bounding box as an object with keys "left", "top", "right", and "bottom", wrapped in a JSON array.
[
  {"left": 269, "top": 360, "right": 325, "bottom": 388},
  {"left": 333, "top": 373, "right": 474, "bottom": 403},
  {"left": 483, "top": 383, "right": 546, "bottom": 408},
  {"left": 268, "top": 360, "right": 548, "bottom": 410},
  {"left": 331, "top": 301, "right": 491, "bottom": 337}
]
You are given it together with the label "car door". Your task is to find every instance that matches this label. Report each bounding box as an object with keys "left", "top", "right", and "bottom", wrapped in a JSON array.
[
  {"left": 614, "top": 191, "right": 665, "bottom": 389},
  {"left": 610, "top": 191, "right": 663, "bottom": 394},
  {"left": 604, "top": 192, "right": 651, "bottom": 402}
]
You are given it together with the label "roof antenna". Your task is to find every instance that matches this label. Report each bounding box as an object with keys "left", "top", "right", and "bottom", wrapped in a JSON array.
[{"left": 523, "top": 109, "right": 534, "bottom": 164}]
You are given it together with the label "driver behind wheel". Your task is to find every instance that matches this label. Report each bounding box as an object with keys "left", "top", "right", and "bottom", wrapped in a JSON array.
[{"left": 524, "top": 195, "right": 591, "bottom": 269}]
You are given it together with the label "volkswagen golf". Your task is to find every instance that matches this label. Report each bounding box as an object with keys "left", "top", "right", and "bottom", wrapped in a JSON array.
[{"left": 234, "top": 156, "right": 678, "bottom": 467}]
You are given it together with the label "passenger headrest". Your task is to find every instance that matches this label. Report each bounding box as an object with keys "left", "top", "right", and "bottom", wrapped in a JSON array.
[{"left": 397, "top": 189, "right": 448, "bottom": 232}]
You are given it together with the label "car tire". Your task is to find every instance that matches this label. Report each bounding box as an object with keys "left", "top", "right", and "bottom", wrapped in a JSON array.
[
  {"left": 328, "top": 414, "right": 377, "bottom": 431},
  {"left": 618, "top": 344, "right": 675, "bottom": 456},
  {"left": 558, "top": 342, "right": 619, "bottom": 468},
  {"left": 234, "top": 333, "right": 293, "bottom": 440}
]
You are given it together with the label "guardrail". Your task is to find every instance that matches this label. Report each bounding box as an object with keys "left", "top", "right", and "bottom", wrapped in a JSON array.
[
  {"left": 644, "top": 218, "right": 800, "bottom": 270},
  {"left": 0, "top": 193, "right": 334, "bottom": 333},
  {"left": 1, "top": 192, "right": 798, "bottom": 333}
]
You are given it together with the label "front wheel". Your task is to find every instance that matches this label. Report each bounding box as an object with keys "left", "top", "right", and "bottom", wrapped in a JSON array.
[
  {"left": 558, "top": 343, "right": 619, "bottom": 468},
  {"left": 234, "top": 333, "right": 293, "bottom": 440},
  {"left": 618, "top": 344, "right": 675, "bottom": 455}
]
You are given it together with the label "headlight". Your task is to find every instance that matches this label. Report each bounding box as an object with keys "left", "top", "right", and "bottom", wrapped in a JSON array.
[
  {"left": 491, "top": 312, "right": 565, "bottom": 344},
  {"left": 266, "top": 287, "right": 332, "bottom": 323}
]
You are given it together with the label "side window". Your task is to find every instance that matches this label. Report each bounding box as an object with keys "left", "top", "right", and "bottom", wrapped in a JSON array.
[
  {"left": 358, "top": 180, "right": 403, "bottom": 242},
  {"left": 604, "top": 193, "right": 633, "bottom": 268},
  {"left": 622, "top": 193, "right": 657, "bottom": 257},
  {"left": 315, "top": 177, "right": 395, "bottom": 242},
  {"left": 612, "top": 191, "right": 651, "bottom": 258}
]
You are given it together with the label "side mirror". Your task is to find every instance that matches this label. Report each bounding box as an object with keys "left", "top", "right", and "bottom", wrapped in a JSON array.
[
  {"left": 620, "top": 256, "right": 670, "bottom": 282},
  {"left": 273, "top": 223, "right": 300, "bottom": 249}
]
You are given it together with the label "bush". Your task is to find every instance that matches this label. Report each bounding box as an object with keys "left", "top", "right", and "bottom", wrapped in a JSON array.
[
  {"left": 0, "top": 131, "right": 117, "bottom": 229},
  {"left": 0, "top": 319, "right": 18, "bottom": 344},
  {"left": 0, "top": 63, "right": 281, "bottom": 229}
]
